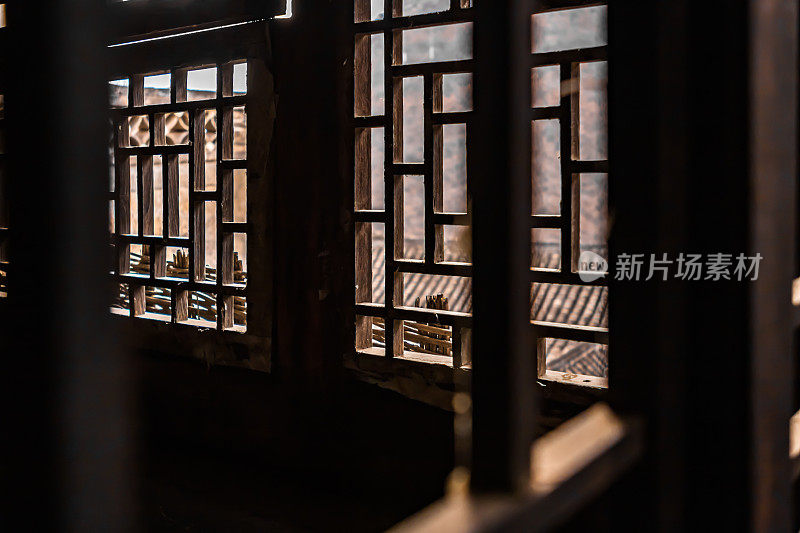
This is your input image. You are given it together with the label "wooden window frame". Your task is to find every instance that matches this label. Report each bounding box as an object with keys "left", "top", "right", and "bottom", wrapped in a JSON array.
[
  {"left": 530, "top": 2, "right": 609, "bottom": 388},
  {"left": 350, "top": 0, "right": 475, "bottom": 375},
  {"left": 107, "top": 22, "right": 274, "bottom": 371},
  {"left": 346, "top": 0, "right": 609, "bottom": 407}
]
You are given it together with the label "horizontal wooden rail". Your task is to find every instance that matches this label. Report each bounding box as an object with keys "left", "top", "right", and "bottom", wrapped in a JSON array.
[
  {"left": 355, "top": 8, "right": 475, "bottom": 34},
  {"left": 355, "top": 302, "right": 472, "bottom": 327},
  {"left": 390, "top": 403, "right": 642, "bottom": 532},
  {"left": 391, "top": 59, "right": 476, "bottom": 78},
  {"left": 529, "top": 46, "right": 606, "bottom": 67},
  {"left": 529, "top": 269, "right": 608, "bottom": 287},
  {"left": 111, "top": 95, "right": 247, "bottom": 117},
  {"left": 531, "top": 320, "right": 609, "bottom": 344}
]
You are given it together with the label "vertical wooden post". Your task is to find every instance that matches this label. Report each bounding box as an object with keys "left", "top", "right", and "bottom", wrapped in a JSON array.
[
  {"left": 2, "top": 2, "right": 133, "bottom": 530},
  {"left": 749, "top": 0, "right": 796, "bottom": 529},
  {"left": 609, "top": 1, "right": 797, "bottom": 529},
  {"left": 470, "top": 0, "right": 535, "bottom": 493}
]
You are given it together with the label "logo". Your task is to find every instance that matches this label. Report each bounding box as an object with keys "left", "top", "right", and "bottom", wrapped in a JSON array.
[{"left": 578, "top": 251, "right": 608, "bottom": 282}]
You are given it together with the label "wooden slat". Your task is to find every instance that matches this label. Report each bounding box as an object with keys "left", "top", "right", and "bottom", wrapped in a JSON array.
[
  {"left": 354, "top": 115, "right": 386, "bottom": 128},
  {"left": 431, "top": 212, "right": 470, "bottom": 226},
  {"left": 354, "top": 8, "right": 475, "bottom": 34},
  {"left": 395, "top": 259, "right": 472, "bottom": 277},
  {"left": 432, "top": 111, "right": 473, "bottom": 125},
  {"left": 558, "top": 61, "right": 576, "bottom": 273},
  {"left": 190, "top": 108, "right": 205, "bottom": 282},
  {"left": 114, "top": 273, "right": 246, "bottom": 296},
  {"left": 137, "top": 155, "right": 154, "bottom": 236},
  {"left": 111, "top": 95, "right": 246, "bottom": 118},
  {"left": 570, "top": 159, "right": 608, "bottom": 173},
  {"left": 117, "top": 145, "right": 191, "bottom": 157},
  {"left": 220, "top": 221, "right": 248, "bottom": 233},
  {"left": 531, "top": 320, "right": 609, "bottom": 344},
  {"left": 112, "top": 234, "right": 190, "bottom": 247},
  {"left": 529, "top": 268, "right": 607, "bottom": 287},
  {"left": 529, "top": 46, "right": 607, "bottom": 67},
  {"left": 530, "top": 106, "right": 560, "bottom": 120},
  {"left": 391, "top": 59, "right": 475, "bottom": 78},
  {"left": 353, "top": 209, "right": 385, "bottom": 223},
  {"left": 219, "top": 159, "right": 247, "bottom": 170},
  {"left": 530, "top": 214, "right": 560, "bottom": 228},
  {"left": 165, "top": 154, "right": 179, "bottom": 237}
]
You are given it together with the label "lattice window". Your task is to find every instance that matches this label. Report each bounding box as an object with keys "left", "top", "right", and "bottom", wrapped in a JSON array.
[
  {"left": 353, "top": 0, "right": 474, "bottom": 366},
  {"left": 109, "top": 62, "right": 249, "bottom": 331},
  {"left": 530, "top": 4, "right": 609, "bottom": 383}
]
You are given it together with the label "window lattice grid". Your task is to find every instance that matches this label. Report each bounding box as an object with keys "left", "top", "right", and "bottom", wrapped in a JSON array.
[
  {"left": 353, "top": 0, "right": 473, "bottom": 367},
  {"left": 530, "top": 3, "right": 609, "bottom": 380},
  {"left": 109, "top": 61, "right": 248, "bottom": 331}
]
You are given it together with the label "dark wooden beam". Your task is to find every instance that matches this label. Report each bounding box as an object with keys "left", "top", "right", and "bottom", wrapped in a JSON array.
[
  {"left": 609, "top": 0, "right": 796, "bottom": 529},
  {"left": 470, "top": 0, "right": 535, "bottom": 493},
  {"left": 2, "top": 2, "right": 133, "bottom": 530},
  {"left": 106, "top": 0, "right": 287, "bottom": 45},
  {"left": 749, "top": 0, "right": 796, "bottom": 528}
]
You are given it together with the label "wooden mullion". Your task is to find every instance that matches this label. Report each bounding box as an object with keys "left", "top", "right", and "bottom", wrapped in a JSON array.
[
  {"left": 129, "top": 74, "right": 144, "bottom": 108},
  {"left": 189, "top": 108, "right": 205, "bottom": 282},
  {"left": 218, "top": 63, "right": 234, "bottom": 330},
  {"left": 536, "top": 336, "right": 547, "bottom": 378},
  {"left": 569, "top": 62, "right": 581, "bottom": 273},
  {"left": 354, "top": 32, "right": 372, "bottom": 117},
  {"left": 355, "top": 0, "right": 371, "bottom": 23},
  {"left": 354, "top": 14, "right": 374, "bottom": 348},
  {"left": 172, "top": 67, "right": 188, "bottom": 104},
  {"left": 432, "top": 74, "right": 445, "bottom": 263},
  {"left": 137, "top": 155, "right": 153, "bottom": 237},
  {"left": 153, "top": 244, "right": 166, "bottom": 278},
  {"left": 165, "top": 154, "right": 178, "bottom": 237},
  {"left": 130, "top": 283, "right": 145, "bottom": 316},
  {"left": 172, "top": 288, "right": 188, "bottom": 323},
  {"left": 114, "top": 118, "right": 131, "bottom": 274},
  {"left": 559, "top": 61, "right": 573, "bottom": 273},
  {"left": 384, "top": 15, "right": 400, "bottom": 357}
]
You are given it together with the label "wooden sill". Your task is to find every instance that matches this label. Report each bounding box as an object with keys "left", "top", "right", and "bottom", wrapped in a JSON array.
[
  {"left": 110, "top": 307, "right": 270, "bottom": 372},
  {"left": 347, "top": 350, "right": 607, "bottom": 409},
  {"left": 390, "top": 403, "right": 643, "bottom": 532}
]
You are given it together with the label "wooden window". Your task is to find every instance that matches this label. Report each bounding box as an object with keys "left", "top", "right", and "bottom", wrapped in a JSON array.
[
  {"left": 353, "top": 0, "right": 475, "bottom": 367},
  {"left": 109, "top": 61, "right": 249, "bottom": 330},
  {"left": 530, "top": 3, "right": 609, "bottom": 386},
  {"left": 106, "top": 19, "right": 273, "bottom": 369}
]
